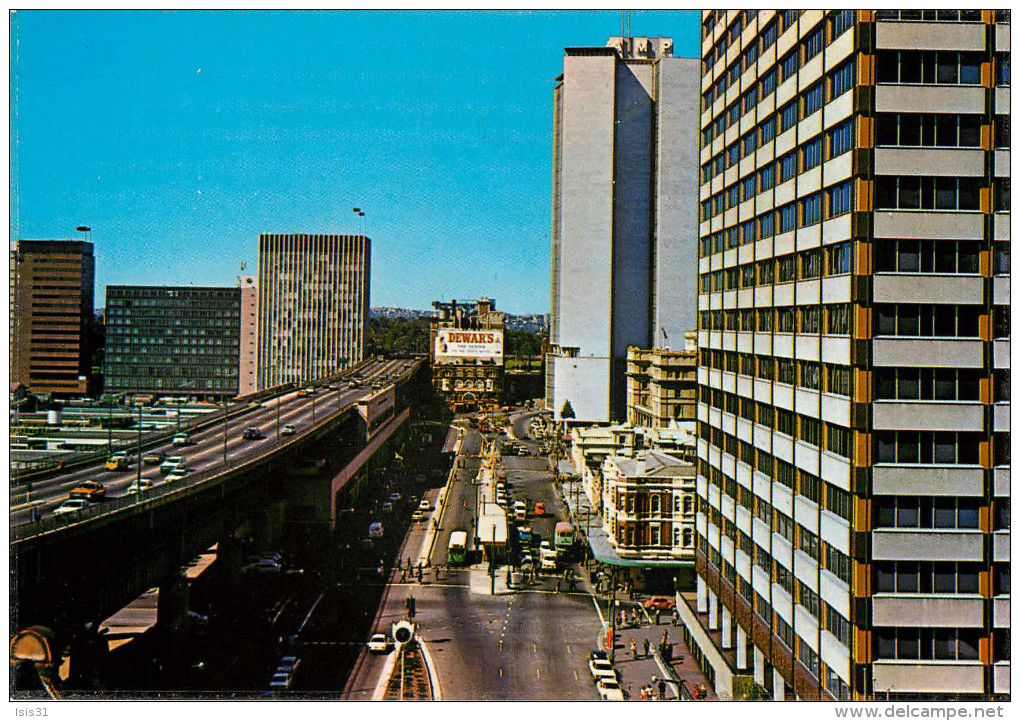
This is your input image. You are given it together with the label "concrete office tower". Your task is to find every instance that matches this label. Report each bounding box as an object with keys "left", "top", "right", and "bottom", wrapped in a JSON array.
[
  {"left": 684, "top": 10, "right": 1010, "bottom": 701},
  {"left": 546, "top": 36, "right": 699, "bottom": 423},
  {"left": 105, "top": 286, "right": 241, "bottom": 399},
  {"left": 256, "top": 234, "right": 370, "bottom": 390},
  {"left": 238, "top": 275, "right": 258, "bottom": 397},
  {"left": 11, "top": 240, "right": 95, "bottom": 397}
]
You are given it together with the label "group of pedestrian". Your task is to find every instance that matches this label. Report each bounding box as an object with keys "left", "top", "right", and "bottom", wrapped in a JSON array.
[{"left": 629, "top": 638, "right": 653, "bottom": 659}]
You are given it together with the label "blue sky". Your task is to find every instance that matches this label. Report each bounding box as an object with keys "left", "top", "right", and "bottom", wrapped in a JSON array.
[{"left": 11, "top": 10, "right": 700, "bottom": 314}]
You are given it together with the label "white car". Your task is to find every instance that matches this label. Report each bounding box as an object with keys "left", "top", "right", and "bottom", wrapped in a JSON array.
[
  {"left": 126, "top": 478, "right": 153, "bottom": 494},
  {"left": 539, "top": 540, "right": 553, "bottom": 555},
  {"left": 52, "top": 498, "right": 93, "bottom": 516},
  {"left": 418, "top": 498, "right": 431, "bottom": 511},
  {"left": 165, "top": 468, "right": 192, "bottom": 483},
  {"left": 281, "top": 424, "right": 296, "bottom": 436},
  {"left": 367, "top": 634, "right": 392, "bottom": 653},
  {"left": 389, "top": 492, "right": 402, "bottom": 503},
  {"left": 597, "top": 678, "right": 625, "bottom": 701},
  {"left": 588, "top": 658, "right": 618, "bottom": 683}
]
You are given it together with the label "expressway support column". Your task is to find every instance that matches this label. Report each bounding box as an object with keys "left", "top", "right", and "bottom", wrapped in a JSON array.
[
  {"left": 65, "top": 623, "right": 108, "bottom": 691},
  {"left": 155, "top": 570, "right": 190, "bottom": 676}
]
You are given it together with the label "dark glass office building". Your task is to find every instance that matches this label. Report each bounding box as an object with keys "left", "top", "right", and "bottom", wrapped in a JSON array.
[{"left": 105, "top": 286, "right": 241, "bottom": 399}]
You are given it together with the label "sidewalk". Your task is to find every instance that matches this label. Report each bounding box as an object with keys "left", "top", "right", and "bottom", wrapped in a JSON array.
[{"left": 597, "top": 600, "right": 716, "bottom": 701}]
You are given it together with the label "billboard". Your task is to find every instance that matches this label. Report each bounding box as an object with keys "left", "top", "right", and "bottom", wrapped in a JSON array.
[{"left": 434, "top": 328, "right": 503, "bottom": 364}]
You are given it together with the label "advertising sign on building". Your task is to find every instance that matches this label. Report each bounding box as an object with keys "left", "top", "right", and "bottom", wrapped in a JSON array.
[{"left": 434, "top": 328, "right": 503, "bottom": 364}]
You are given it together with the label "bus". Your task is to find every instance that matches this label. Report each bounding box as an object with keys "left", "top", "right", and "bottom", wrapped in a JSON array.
[
  {"left": 447, "top": 530, "right": 468, "bottom": 566},
  {"left": 554, "top": 522, "right": 575, "bottom": 560}
]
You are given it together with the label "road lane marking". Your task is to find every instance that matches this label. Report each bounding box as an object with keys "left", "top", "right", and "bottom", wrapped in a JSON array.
[
  {"left": 566, "top": 644, "right": 571, "bottom": 655},
  {"left": 573, "top": 669, "right": 578, "bottom": 680},
  {"left": 532, "top": 642, "right": 537, "bottom": 654},
  {"left": 536, "top": 668, "right": 541, "bottom": 679},
  {"left": 499, "top": 667, "right": 503, "bottom": 677}
]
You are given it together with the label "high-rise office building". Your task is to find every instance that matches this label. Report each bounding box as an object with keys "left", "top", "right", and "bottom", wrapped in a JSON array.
[
  {"left": 105, "top": 286, "right": 241, "bottom": 399},
  {"left": 256, "top": 234, "right": 370, "bottom": 390},
  {"left": 238, "top": 275, "right": 258, "bottom": 397},
  {"left": 546, "top": 36, "right": 700, "bottom": 423},
  {"left": 10, "top": 240, "right": 95, "bottom": 397},
  {"left": 683, "top": 10, "right": 1010, "bottom": 701}
]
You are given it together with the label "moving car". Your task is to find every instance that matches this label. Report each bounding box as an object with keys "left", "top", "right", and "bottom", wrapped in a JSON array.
[
  {"left": 281, "top": 424, "right": 296, "bottom": 436},
  {"left": 160, "top": 456, "right": 185, "bottom": 475},
  {"left": 52, "top": 498, "right": 94, "bottom": 516},
  {"left": 367, "top": 634, "right": 392, "bottom": 653},
  {"left": 388, "top": 492, "right": 402, "bottom": 503},
  {"left": 105, "top": 453, "right": 131, "bottom": 471},
  {"left": 165, "top": 468, "right": 193, "bottom": 483},
  {"left": 418, "top": 498, "right": 431, "bottom": 511},
  {"left": 126, "top": 478, "right": 153, "bottom": 494},
  {"left": 172, "top": 433, "right": 193, "bottom": 447},
  {"left": 143, "top": 451, "right": 166, "bottom": 465},
  {"left": 380, "top": 502, "right": 393, "bottom": 514},
  {"left": 243, "top": 427, "right": 265, "bottom": 441},
  {"left": 643, "top": 596, "right": 676, "bottom": 612},
  {"left": 69, "top": 481, "right": 107, "bottom": 501},
  {"left": 534, "top": 502, "right": 546, "bottom": 516},
  {"left": 411, "top": 510, "right": 426, "bottom": 522},
  {"left": 368, "top": 521, "right": 384, "bottom": 539}
]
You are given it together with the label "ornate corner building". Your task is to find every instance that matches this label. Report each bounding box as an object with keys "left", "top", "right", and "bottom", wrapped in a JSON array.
[{"left": 430, "top": 298, "right": 505, "bottom": 413}]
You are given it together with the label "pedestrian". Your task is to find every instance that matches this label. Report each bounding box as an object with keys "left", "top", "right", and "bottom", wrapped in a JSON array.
[
  {"left": 661, "top": 629, "right": 669, "bottom": 646},
  {"left": 655, "top": 608, "right": 661, "bottom": 625},
  {"left": 640, "top": 686, "right": 648, "bottom": 700},
  {"left": 658, "top": 680, "right": 667, "bottom": 700},
  {"left": 672, "top": 609, "right": 679, "bottom": 627},
  {"left": 643, "top": 638, "right": 650, "bottom": 657},
  {"left": 555, "top": 580, "right": 561, "bottom": 593},
  {"left": 630, "top": 639, "right": 637, "bottom": 659},
  {"left": 699, "top": 684, "right": 707, "bottom": 699}
]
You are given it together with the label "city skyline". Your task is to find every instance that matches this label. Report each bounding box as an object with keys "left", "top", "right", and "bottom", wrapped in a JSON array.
[{"left": 10, "top": 10, "right": 700, "bottom": 315}]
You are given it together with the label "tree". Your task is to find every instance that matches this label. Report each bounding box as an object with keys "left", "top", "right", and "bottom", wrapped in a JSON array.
[{"left": 560, "top": 399, "right": 575, "bottom": 420}]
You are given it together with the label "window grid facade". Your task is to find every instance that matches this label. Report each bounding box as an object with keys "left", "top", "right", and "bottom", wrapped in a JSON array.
[
  {"left": 691, "top": 10, "right": 1009, "bottom": 702},
  {"left": 256, "top": 234, "right": 369, "bottom": 390}
]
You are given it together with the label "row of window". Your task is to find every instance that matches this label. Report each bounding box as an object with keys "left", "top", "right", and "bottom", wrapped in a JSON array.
[
  {"left": 875, "top": 304, "right": 1008, "bottom": 339},
  {"left": 876, "top": 50, "right": 982, "bottom": 85},
  {"left": 700, "top": 352, "right": 852, "bottom": 396},
  {"left": 875, "top": 628, "right": 986, "bottom": 662},
  {"left": 875, "top": 176, "right": 991, "bottom": 212},
  {"left": 874, "top": 367, "right": 984, "bottom": 401},
  {"left": 875, "top": 561, "right": 1009, "bottom": 596},
  {"left": 873, "top": 495, "right": 984, "bottom": 530},
  {"left": 875, "top": 239, "right": 986, "bottom": 275},
  {"left": 873, "top": 431, "right": 996, "bottom": 465},
  {"left": 700, "top": 304, "right": 853, "bottom": 336}
]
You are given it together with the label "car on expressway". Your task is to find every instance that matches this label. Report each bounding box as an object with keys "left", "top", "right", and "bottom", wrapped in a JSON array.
[
  {"left": 417, "top": 498, "right": 431, "bottom": 511},
  {"left": 69, "top": 481, "right": 107, "bottom": 501},
  {"left": 281, "top": 424, "right": 296, "bottom": 436},
  {"left": 367, "top": 634, "right": 392, "bottom": 653},
  {"left": 52, "top": 498, "right": 94, "bottom": 516},
  {"left": 242, "top": 427, "right": 265, "bottom": 441},
  {"left": 597, "top": 678, "right": 625, "bottom": 701},
  {"left": 643, "top": 596, "right": 676, "bottom": 613},
  {"left": 126, "top": 479, "right": 153, "bottom": 494},
  {"left": 104, "top": 453, "right": 131, "bottom": 471},
  {"left": 165, "top": 468, "right": 193, "bottom": 483},
  {"left": 172, "top": 433, "right": 194, "bottom": 447},
  {"left": 143, "top": 451, "right": 166, "bottom": 465},
  {"left": 160, "top": 456, "right": 186, "bottom": 474}
]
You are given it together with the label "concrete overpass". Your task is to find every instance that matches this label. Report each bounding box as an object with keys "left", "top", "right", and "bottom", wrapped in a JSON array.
[{"left": 10, "top": 357, "right": 429, "bottom": 682}]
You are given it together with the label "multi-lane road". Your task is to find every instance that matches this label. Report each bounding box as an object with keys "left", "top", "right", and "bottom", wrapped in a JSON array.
[
  {"left": 10, "top": 358, "right": 419, "bottom": 527},
  {"left": 345, "top": 413, "right": 605, "bottom": 700}
]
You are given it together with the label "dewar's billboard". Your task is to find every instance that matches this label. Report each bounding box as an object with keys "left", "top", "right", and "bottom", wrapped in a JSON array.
[{"left": 434, "top": 328, "right": 503, "bottom": 363}]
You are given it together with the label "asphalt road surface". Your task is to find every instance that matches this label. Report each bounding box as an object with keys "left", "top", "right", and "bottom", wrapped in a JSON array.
[{"left": 346, "top": 416, "right": 604, "bottom": 700}]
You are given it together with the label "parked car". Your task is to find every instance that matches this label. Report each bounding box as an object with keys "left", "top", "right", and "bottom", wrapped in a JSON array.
[
  {"left": 242, "top": 427, "right": 265, "bottom": 441},
  {"left": 590, "top": 649, "right": 609, "bottom": 663},
  {"left": 241, "top": 559, "right": 281, "bottom": 575},
  {"left": 143, "top": 451, "right": 166, "bottom": 465},
  {"left": 281, "top": 424, "right": 296, "bottom": 436},
  {"left": 367, "top": 634, "right": 392, "bottom": 653},
  {"left": 597, "top": 678, "right": 625, "bottom": 701},
  {"left": 52, "top": 498, "right": 94, "bottom": 516},
  {"left": 69, "top": 481, "right": 107, "bottom": 501},
  {"left": 588, "top": 658, "right": 618, "bottom": 683},
  {"left": 643, "top": 596, "right": 676, "bottom": 612},
  {"left": 172, "top": 433, "right": 193, "bottom": 447}
]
